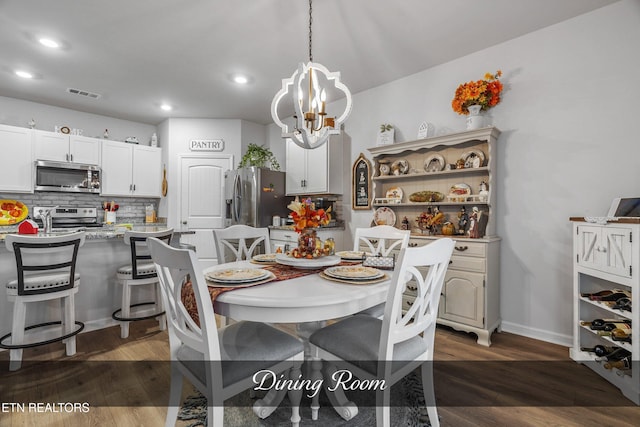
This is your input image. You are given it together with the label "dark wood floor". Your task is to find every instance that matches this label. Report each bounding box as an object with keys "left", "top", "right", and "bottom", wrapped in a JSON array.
[{"left": 1, "top": 319, "right": 639, "bottom": 427}]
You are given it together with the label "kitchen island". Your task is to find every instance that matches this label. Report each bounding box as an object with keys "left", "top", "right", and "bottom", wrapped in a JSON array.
[{"left": 0, "top": 225, "right": 179, "bottom": 342}]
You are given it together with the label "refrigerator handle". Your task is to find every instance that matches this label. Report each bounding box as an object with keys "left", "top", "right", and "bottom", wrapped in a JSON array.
[{"left": 233, "top": 173, "right": 242, "bottom": 222}]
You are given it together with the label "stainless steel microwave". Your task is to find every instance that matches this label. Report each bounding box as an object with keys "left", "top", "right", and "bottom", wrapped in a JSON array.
[{"left": 34, "top": 160, "right": 101, "bottom": 193}]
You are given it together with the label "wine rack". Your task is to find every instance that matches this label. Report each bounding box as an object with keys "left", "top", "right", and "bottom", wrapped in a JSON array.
[{"left": 570, "top": 219, "right": 639, "bottom": 404}]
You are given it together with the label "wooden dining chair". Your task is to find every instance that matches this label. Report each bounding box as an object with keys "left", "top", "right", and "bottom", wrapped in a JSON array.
[
  {"left": 309, "top": 238, "right": 455, "bottom": 427},
  {"left": 353, "top": 225, "right": 410, "bottom": 317},
  {"left": 148, "top": 237, "right": 305, "bottom": 427},
  {"left": 213, "top": 225, "right": 271, "bottom": 264},
  {"left": 1, "top": 232, "right": 86, "bottom": 371}
]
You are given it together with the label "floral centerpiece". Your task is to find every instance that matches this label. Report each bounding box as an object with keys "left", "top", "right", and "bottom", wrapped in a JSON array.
[
  {"left": 287, "top": 197, "right": 332, "bottom": 258},
  {"left": 451, "top": 70, "right": 503, "bottom": 115}
]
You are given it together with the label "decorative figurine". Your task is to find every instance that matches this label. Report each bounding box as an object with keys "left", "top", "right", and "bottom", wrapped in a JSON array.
[
  {"left": 468, "top": 207, "right": 482, "bottom": 238},
  {"left": 401, "top": 216, "right": 409, "bottom": 230},
  {"left": 457, "top": 206, "right": 469, "bottom": 235},
  {"left": 479, "top": 181, "right": 489, "bottom": 201},
  {"left": 27, "top": 118, "right": 36, "bottom": 129}
]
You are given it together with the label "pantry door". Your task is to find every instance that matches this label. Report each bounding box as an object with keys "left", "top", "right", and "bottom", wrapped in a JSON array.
[{"left": 178, "top": 154, "right": 233, "bottom": 268}]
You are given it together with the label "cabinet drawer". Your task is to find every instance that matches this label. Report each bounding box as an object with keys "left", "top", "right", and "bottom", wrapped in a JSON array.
[
  {"left": 449, "top": 254, "right": 486, "bottom": 273},
  {"left": 270, "top": 229, "right": 299, "bottom": 243},
  {"left": 402, "top": 294, "right": 416, "bottom": 312},
  {"left": 451, "top": 242, "right": 486, "bottom": 258}
]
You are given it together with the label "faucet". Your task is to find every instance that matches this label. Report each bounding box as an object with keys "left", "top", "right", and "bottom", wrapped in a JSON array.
[{"left": 38, "top": 206, "right": 58, "bottom": 233}]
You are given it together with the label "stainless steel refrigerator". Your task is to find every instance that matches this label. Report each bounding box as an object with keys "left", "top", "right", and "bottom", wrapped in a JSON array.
[{"left": 224, "top": 167, "right": 291, "bottom": 227}]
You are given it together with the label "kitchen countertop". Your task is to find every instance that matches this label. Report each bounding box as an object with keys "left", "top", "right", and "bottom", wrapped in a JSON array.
[{"left": 0, "top": 223, "right": 178, "bottom": 241}]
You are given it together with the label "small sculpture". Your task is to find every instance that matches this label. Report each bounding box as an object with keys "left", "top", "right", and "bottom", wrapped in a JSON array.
[
  {"left": 479, "top": 181, "right": 489, "bottom": 201},
  {"left": 27, "top": 118, "right": 36, "bottom": 129},
  {"left": 457, "top": 206, "right": 469, "bottom": 235},
  {"left": 468, "top": 207, "right": 482, "bottom": 238}
]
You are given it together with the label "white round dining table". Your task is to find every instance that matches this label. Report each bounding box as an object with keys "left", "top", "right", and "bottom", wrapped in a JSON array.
[{"left": 207, "top": 260, "right": 391, "bottom": 323}]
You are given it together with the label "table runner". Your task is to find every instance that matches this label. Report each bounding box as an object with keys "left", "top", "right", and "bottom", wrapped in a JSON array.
[{"left": 181, "top": 261, "right": 357, "bottom": 326}]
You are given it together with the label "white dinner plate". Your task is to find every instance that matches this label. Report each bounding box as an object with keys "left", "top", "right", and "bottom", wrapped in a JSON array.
[
  {"left": 335, "top": 250, "right": 367, "bottom": 260},
  {"left": 252, "top": 254, "right": 277, "bottom": 263},
  {"left": 205, "top": 268, "right": 270, "bottom": 283},
  {"left": 324, "top": 266, "right": 384, "bottom": 280},
  {"left": 206, "top": 271, "right": 276, "bottom": 287},
  {"left": 275, "top": 254, "right": 341, "bottom": 269}
]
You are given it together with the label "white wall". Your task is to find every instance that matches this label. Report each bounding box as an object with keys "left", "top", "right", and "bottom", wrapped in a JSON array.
[
  {"left": 268, "top": 0, "right": 640, "bottom": 345},
  {"left": 0, "top": 96, "right": 157, "bottom": 144}
]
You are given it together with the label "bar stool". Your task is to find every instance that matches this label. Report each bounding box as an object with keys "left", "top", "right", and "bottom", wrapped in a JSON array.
[
  {"left": 113, "top": 229, "right": 173, "bottom": 338},
  {"left": 1, "top": 231, "right": 86, "bottom": 371}
]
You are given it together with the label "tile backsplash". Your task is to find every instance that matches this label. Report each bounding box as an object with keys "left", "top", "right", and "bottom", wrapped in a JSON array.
[{"left": 0, "top": 192, "right": 160, "bottom": 223}]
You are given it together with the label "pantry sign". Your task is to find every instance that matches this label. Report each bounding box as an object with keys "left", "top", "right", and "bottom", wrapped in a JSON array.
[{"left": 190, "top": 139, "right": 224, "bottom": 151}]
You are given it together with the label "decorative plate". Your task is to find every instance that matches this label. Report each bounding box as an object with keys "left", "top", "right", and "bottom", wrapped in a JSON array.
[
  {"left": 275, "top": 254, "right": 341, "bottom": 269},
  {"left": 60, "top": 126, "right": 70, "bottom": 134},
  {"left": 373, "top": 207, "right": 397, "bottom": 226},
  {"left": 390, "top": 159, "right": 409, "bottom": 175},
  {"left": 205, "top": 268, "right": 270, "bottom": 283},
  {"left": 461, "top": 150, "right": 485, "bottom": 168},
  {"left": 0, "top": 200, "right": 28, "bottom": 226},
  {"left": 324, "top": 266, "right": 384, "bottom": 281},
  {"left": 385, "top": 187, "right": 403, "bottom": 200},
  {"left": 424, "top": 154, "right": 445, "bottom": 172},
  {"left": 206, "top": 271, "right": 275, "bottom": 288},
  {"left": 449, "top": 183, "right": 472, "bottom": 202}
]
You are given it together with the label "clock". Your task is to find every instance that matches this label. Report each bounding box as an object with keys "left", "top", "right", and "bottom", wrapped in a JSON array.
[{"left": 379, "top": 163, "right": 390, "bottom": 176}]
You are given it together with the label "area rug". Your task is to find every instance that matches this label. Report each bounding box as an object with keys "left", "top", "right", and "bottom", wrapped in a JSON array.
[{"left": 178, "top": 372, "right": 433, "bottom": 426}]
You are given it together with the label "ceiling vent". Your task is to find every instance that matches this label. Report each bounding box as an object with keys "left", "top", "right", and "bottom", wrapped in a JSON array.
[{"left": 66, "top": 87, "right": 101, "bottom": 99}]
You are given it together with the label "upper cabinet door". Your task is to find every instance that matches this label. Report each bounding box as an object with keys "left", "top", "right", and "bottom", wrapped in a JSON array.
[
  {"left": 101, "top": 140, "right": 134, "bottom": 196},
  {"left": 132, "top": 145, "right": 161, "bottom": 197},
  {"left": 34, "top": 130, "right": 68, "bottom": 162},
  {"left": 285, "top": 140, "right": 307, "bottom": 194},
  {"left": 0, "top": 125, "right": 33, "bottom": 193},
  {"left": 69, "top": 135, "right": 101, "bottom": 165}
]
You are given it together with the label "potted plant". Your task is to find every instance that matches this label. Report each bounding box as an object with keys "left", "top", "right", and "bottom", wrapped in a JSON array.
[{"left": 238, "top": 144, "right": 281, "bottom": 170}]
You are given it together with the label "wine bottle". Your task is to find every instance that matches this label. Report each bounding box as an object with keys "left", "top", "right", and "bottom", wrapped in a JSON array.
[
  {"left": 580, "top": 319, "right": 631, "bottom": 331},
  {"left": 610, "top": 328, "right": 632, "bottom": 343},
  {"left": 581, "top": 289, "right": 630, "bottom": 299},
  {"left": 589, "top": 290, "right": 631, "bottom": 301},
  {"left": 604, "top": 355, "right": 632, "bottom": 370},
  {"left": 580, "top": 345, "right": 616, "bottom": 357},
  {"left": 606, "top": 297, "right": 632, "bottom": 312},
  {"left": 594, "top": 347, "right": 632, "bottom": 362}
]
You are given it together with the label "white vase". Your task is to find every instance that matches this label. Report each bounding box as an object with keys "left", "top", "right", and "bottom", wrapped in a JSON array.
[{"left": 466, "top": 105, "right": 483, "bottom": 130}]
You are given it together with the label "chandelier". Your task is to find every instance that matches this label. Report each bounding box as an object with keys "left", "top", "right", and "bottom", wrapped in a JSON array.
[{"left": 271, "top": 0, "right": 352, "bottom": 150}]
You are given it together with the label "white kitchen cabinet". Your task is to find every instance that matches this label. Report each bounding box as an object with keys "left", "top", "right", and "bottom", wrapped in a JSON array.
[
  {"left": 101, "top": 141, "right": 161, "bottom": 197},
  {"left": 0, "top": 124, "right": 33, "bottom": 193},
  {"left": 570, "top": 219, "right": 639, "bottom": 405},
  {"left": 34, "top": 130, "right": 101, "bottom": 165},
  {"left": 285, "top": 135, "right": 344, "bottom": 195}
]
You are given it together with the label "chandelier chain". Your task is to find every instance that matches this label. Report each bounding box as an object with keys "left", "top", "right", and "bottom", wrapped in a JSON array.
[{"left": 308, "top": 0, "right": 313, "bottom": 62}]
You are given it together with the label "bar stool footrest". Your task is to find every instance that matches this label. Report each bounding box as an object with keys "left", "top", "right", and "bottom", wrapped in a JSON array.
[
  {"left": 112, "top": 302, "right": 165, "bottom": 322},
  {"left": 0, "top": 321, "right": 84, "bottom": 350}
]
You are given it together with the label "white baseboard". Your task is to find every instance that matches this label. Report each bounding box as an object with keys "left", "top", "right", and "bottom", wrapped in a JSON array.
[
  {"left": 501, "top": 321, "right": 572, "bottom": 347},
  {"left": 81, "top": 317, "right": 119, "bottom": 333}
]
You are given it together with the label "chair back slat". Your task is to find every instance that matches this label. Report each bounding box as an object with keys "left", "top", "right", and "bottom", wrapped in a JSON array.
[
  {"left": 380, "top": 238, "right": 455, "bottom": 362},
  {"left": 353, "top": 225, "right": 410, "bottom": 257},
  {"left": 213, "top": 225, "right": 271, "bottom": 264},
  {"left": 5, "top": 232, "right": 86, "bottom": 296},
  {"left": 148, "top": 237, "right": 221, "bottom": 361}
]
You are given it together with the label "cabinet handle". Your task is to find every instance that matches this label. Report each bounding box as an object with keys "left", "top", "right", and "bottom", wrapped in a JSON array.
[
  {"left": 70, "top": 154, "right": 73, "bottom": 162},
  {"left": 406, "top": 300, "right": 413, "bottom": 307},
  {"left": 182, "top": 221, "right": 187, "bottom": 225},
  {"left": 370, "top": 239, "right": 378, "bottom": 244},
  {"left": 597, "top": 246, "right": 607, "bottom": 253},
  {"left": 133, "top": 184, "right": 136, "bottom": 191},
  {"left": 455, "top": 245, "right": 469, "bottom": 252},
  {"left": 65, "top": 153, "right": 69, "bottom": 161},
  {"left": 408, "top": 243, "right": 418, "bottom": 247},
  {"left": 449, "top": 260, "right": 453, "bottom": 265},
  {"left": 407, "top": 285, "right": 417, "bottom": 291}
]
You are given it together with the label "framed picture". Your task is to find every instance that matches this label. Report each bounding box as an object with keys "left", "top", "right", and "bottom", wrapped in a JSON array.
[{"left": 352, "top": 153, "right": 372, "bottom": 210}]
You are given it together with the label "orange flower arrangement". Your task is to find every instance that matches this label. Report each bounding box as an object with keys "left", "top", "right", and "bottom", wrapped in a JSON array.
[
  {"left": 452, "top": 70, "right": 503, "bottom": 115},
  {"left": 287, "top": 197, "right": 331, "bottom": 232}
]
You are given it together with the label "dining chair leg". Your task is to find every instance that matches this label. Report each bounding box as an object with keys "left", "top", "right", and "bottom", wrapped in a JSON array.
[
  {"left": 310, "top": 358, "right": 323, "bottom": 420},
  {"left": 321, "top": 362, "right": 358, "bottom": 421},
  {"left": 375, "top": 387, "right": 391, "bottom": 427},
  {"left": 208, "top": 405, "right": 223, "bottom": 427},
  {"left": 9, "top": 299, "right": 26, "bottom": 371},
  {"left": 155, "top": 282, "right": 166, "bottom": 331},
  {"left": 421, "top": 362, "right": 440, "bottom": 427},
  {"left": 164, "top": 366, "right": 182, "bottom": 427},
  {"left": 288, "top": 361, "right": 303, "bottom": 427},
  {"left": 120, "top": 281, "right": 130, "bottom": 339},
  {"left": 62, "top": 294, "right": 76, "bottom": 355}
]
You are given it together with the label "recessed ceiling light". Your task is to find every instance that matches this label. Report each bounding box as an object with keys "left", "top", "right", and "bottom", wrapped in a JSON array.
[
  {"left": 15, "top": 70, "right": 34, "bottom": 79},
  {"left": 160, "top": 104, "right": 172, "bottom": 111},
  {"left": 38, "top": 38, "right": 60, "bottom": 48},
  {"left": 233, "top": 75, "right": 249, "bottom": 84}
]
